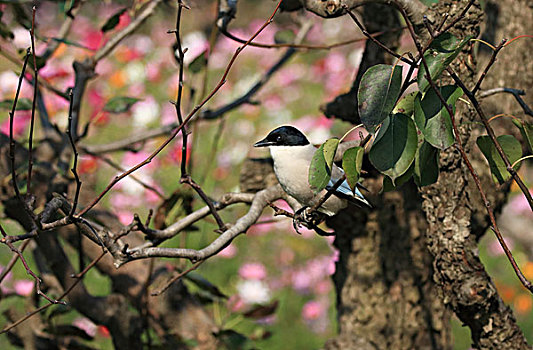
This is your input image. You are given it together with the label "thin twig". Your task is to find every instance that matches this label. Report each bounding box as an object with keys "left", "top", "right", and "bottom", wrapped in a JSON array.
[
  {"left": 479, "top": 87, "right": 533, "bottom": 117},
  {"left": 76, "top": 0, "right": 284, "bottom": 218},
  {"left": 0, "top": 240, "right": 30, "bottom": 284},
  {"left": 27, "top": 6, "right": 38, "bottom": 193},
  {"left": 150, "top": 260, "right": 204, "bottom": 296},
  {"left": 398, "top": 5, "right": 533, "bottom": 293},
  {"left": 66, "top": 90, "right": 83, "bottom": 216},
  {"left": 0, "top": 250, "right": 106, "bottom": 335},
  {"left": 472, "top": 39, "right": 506, "bottom": 95},
  {"left": 344, "top": 6, "right": 414, "bottom": 65},
  {"left": 448, "top": 69, "right": 533, "bottom": 213}
]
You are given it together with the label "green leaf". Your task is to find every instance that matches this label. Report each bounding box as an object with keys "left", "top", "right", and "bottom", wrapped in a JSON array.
[
  {"left": 103, "top": 96, "right": 141, "bottom": 114},
  {"left": 393, "top": 92, "right": 417, "bottom": 116},
  {"left": 417, "top": 33, "right": 473, "bottom": 92},
  {"left": 414, "top": 85, "right": 462, "bottom": 149},
  {"left": 0, "top": 98, "right": 32, "bottom": 111},
  {"left": 358, "top": 64, "right": 403, "bottom": 133},
  {"left": 101, "top": 8, "right": 127, "bottom": 33},
  {"left": 309, "top": 143, "right": 331, "bottom": 193},
  {"left": 382, "top": 165, "right": 414, "bottom": 193},
  {"left": 414, "top": 141, "right": 439, "bottom": 187},
  {"left": 322, "top": 138, "right": 339, "bottom": 171},
  {"left": 476, "top": 135, "right": 522, "bottom": 184},
  {"left": 512, "top": 119, "right": 533, "bottom": 154},
  {"left": 188, "top": 50, "right": 208, "bottom": 74},
  {"left": 274, "top": 29, "right": 296, "bottom": 44},
  {"left": 369, "top": 113, "right": 418, "bottom": 183},
  {"left": 419, "top": 0, "right": 439, "bottom": 4},
  {"left": 342, "top": 146, "right": 364, "bottom": 193}
]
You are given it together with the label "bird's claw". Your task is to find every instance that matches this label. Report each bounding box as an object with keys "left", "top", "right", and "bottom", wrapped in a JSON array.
[{"left": 292, "top": 207, "right": 330, "bottom": 235}]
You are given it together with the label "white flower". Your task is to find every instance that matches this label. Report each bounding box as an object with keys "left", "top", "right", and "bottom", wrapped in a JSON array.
[
  {"left": 237, "top": 280, "right": 271, "bottom": 305},
  {"left": 132, "top": 97, "right": 160, "bottom": 127}
]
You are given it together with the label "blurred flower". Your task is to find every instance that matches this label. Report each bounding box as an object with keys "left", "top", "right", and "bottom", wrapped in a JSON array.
[
  {"left": 0, "top": 111, "right": 31, "bottom": 137},
  {"left": 227, "top": 294, "right": 245, "bottom": 312},
  {"left": 132, "top": 97, "right": 160, "bottom": 127},
  {"left": 14, "top": 280, "right": 34, "bottom": 296},
  {"left": 0, "top": 70, "right": 19, "bottom": 95},
  {"left": 73, "top": 317, "right": 97, "bottom": 338},
  {"left": 217, "top": 243, "right": 237, "bottom": 258},
  {"left": 302, "top": 300, "right": 325, "bottom": 321},
  {"left": 181, "top": 31, "right": 209, "bottom": 65},
  {"left": 12, "top": 27, "right": 31, "bottom": 49},
  {"left": 487, "top": 237, "right": 514, "bottom": 257},
  {"left": 237, "top": 280, "right": 271, "bottom": 305},
  {"left": 239, "top": 262, "right": 267, "bottom": 280},
  {"left": 514, "top": 293, "right": 532, "bottom": 315}
]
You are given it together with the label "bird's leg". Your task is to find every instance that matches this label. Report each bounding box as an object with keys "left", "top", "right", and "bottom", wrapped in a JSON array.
[
  {"left": 292, "top": 207, "right": 329, "bottom": 234},
  {"left": 292, "top": 206, "right": 309, "bottom": 234}
]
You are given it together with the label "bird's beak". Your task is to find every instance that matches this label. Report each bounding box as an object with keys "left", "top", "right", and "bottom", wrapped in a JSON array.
[{"left": 253, "top": 138, "right": 272, "bottom": 147}]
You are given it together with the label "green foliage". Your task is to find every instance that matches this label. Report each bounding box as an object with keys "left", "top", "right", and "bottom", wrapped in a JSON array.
[
  {"left": 101, "top": 8, "right": 126, "bottom": 32},
  {"left": 414, "top": 141, "right": 439, "bottom": 186},
  {"left": 477, "top": 135, "right": 522, "bottom": 184},
  {"left": 513, "top": 119, "right": 533, "bottom": 153},
  {"left": 358, "top": 64, "right": 403, "bottom": 133},
  {"left": 369, "top": 113, "right": 418, "bottom": 183},
  {"left": 393, "top": 91, "right": 417, "bottom": 116},
  {"left": 342, "top": 146, "right": 364, "bottom": 193},
  {"left": 414, "top": 85, "right": 462, "bottom": 149},
  {"left": 417, "top": 33, "right": 473, "bottom": 92},
  {"left": 0, "top": 98, "right": 32, "bottom": 111},
  {"left": 381, "top": 165, "right": 414, "bottom": 192},
  {"left": 103, "top": 96, "right": 141, "bottom": 113},
  {"left": 308, "top": 138, "right": 338, "bottom": 193}
]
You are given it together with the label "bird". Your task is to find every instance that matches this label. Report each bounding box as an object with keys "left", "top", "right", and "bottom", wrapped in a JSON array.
[{"left": 254, "top": 125, "right": 370, "bottom": 218}]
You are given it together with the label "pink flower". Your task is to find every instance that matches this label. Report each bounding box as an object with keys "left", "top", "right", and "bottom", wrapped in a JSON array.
[
  {"left": 227, "top": 295, "right": 245, "bottom": 312},
  {"left": 239, "top": 262, "right": 267, "bottom": 280},
  {"left": 302, "top": 300, "right": 325, "bottom": 321},
  {"left": 73, "top": 317, "right": 97, "bottom": 338},
  {"left": 0, "top": 111, "right": 31, "bottom": 137},
  {"left": 217, "top": 244, "right": 237, "bottom": 258},
  {"left": 14, "top": 280, "right": 34, "bottom": 296}
]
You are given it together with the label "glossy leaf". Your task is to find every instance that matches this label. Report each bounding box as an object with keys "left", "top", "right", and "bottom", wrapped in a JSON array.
[
  {"left": 358, "top": 64, "right": 403, "bottom": 133},
  {"left": 322, "top": 138, "right": 339, "bottom": 171},
  {"left": 101, "top": 8, "right": 126, "bottom": 32},
  {"left": 369, "top": 113, "right": 418, "bottom": 183},
  {"left": 0, "top": 98, "right": 32, "bottom": 111},
  {"left": 414, "top": 141, "right": 439, "bottom": 187},
  {"left": 414, "top": 85, "right": 462, "bottom": 149},
  {"left": 417, "top": 33, "right": 473, "bottom": 92},
  {"left": 342, "top": 146, "right": 364, "bottom": 193},
  {"left": 381, "top": 165, "right": 414, "bottom": 193},
  {"left": 476, "top": 135, "right": 522, "bottom": 184},
  {"left": 513, "top": 119, "right": 533, "bottom": 153},
  {"left": 393, "top": 92, "right": 417, "bottom": 116},
  {"left": 103, "top": 96, "right": 141, "bottom": 113},
  {"left": 309, "top": 143, "right": 331, "bottom": 193}
]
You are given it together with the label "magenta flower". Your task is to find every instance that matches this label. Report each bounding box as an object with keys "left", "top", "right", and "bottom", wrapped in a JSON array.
[{"left": 302, "top": 300, "right": 325, "bottom": 321}]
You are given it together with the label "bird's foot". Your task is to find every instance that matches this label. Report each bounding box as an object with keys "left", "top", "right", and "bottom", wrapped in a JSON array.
[{"left": 292, "top": 207, "right": 331, "bottom": 235}]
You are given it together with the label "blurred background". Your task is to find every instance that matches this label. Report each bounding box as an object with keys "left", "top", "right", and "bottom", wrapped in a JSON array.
[{"left": 0, "top": 1, "right": 531, "bottom": 348}]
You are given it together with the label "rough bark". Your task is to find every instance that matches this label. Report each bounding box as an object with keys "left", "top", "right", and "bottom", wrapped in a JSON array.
[{"left": 323, "top": 0, "right": 531, "bottom": 349}]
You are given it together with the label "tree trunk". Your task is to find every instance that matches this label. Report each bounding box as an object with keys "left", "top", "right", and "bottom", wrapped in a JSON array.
[{"left": 325, "top": 0, "right": 532, "bottom": 349}]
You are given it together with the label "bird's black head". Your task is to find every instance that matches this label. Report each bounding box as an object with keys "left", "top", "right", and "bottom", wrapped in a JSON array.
[{"left": 254, "top": 126, "right": 310, "bottom": 147}]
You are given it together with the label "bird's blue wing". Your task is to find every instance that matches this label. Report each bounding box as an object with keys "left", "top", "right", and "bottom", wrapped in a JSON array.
[{"left": 326, "top": 178, "right": 370, "bottom": 207}]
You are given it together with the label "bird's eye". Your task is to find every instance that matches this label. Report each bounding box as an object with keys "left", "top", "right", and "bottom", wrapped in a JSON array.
[{"left": 276, "top": 135, "right": 282, "bottom": 142}]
